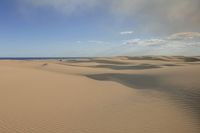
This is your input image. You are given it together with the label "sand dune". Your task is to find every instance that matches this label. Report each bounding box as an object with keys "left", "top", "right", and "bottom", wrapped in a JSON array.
[{"left": 0, "top": 57, "right": 200, "bottom": 133}]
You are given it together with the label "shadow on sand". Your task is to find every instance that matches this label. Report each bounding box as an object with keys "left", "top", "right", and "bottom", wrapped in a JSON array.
[
  {"left": 67, "top": 59, "right": 129, "bottom": 65},
  {"left": 91, "top": 64, "right": 161, "bottom": 70},
  {"left": 91, "top": 64, "right": 181, "bottom": 70},
  {"left": 64, "top": 62, "right": 181, "bottom": 70},
  {"left": 125, "top": 56, "right": 200, "bottom": 62},
  {"left": 86, "top": 73, "right": 200, "bottom": 120}
]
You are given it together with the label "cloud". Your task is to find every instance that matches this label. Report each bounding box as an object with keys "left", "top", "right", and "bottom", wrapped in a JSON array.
[
  {"left": 88, "top": 40, "right": 110, "bottom": 44},
  {"left": 123, "top": 32, "right": 200, "bottom": 49},
  {"left": 19, "top": 0, "right": 200, "bottom": 33},
  {"left": 167, "top": 32, "right": 200, "bottom": 41},
  {"left": 104, "top": 32, "right": 200, "bottom": 56},
  {"left": 76, "top": 41, "right": 81, "bottom": 43},
  {"left": 20, "top": 0, "right": 102, "bottom": 14},
  {"left": 124, "top": 39, "right": 166, "bottom": 46},
  {"left": 111, "top": 0, "right": 200, "bottom": 33},
  {"left": 88, "top": 40, "right": 104, "bottom": 44},
  {"left": 74, "top": 40, "right": 110, "bottom": 44},
  {"left": 120, "top": 31, "right": 134, "bottom": 35}
]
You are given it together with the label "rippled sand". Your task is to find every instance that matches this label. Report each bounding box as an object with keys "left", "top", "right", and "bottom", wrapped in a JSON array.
[{"left": 0, "top": 56, "right": 200, "bottom": 133}]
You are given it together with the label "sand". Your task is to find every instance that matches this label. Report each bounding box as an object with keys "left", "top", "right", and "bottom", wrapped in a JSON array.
[{"left": 0, "top": 56, "right": 200, "bottom": 133}]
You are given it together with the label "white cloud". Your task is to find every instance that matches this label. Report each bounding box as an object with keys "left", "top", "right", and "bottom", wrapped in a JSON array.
[
  {"left": 106, "top": 32, "right": 200, "bottom": 56},
  {"left": 88, "top": 40, "right": 110, "bottom": 44},
  {"left": 76, "top": 41, "right": 81, "bottom": 43},
  {"left": 123, "top": 39, "right": 166, "bottom": 46},
  {"left": 167, "top": 32, "right": 200, "bottom": 41},
  {"left": 123, "top": 32, "right": 200, "bottom": 49},
  {"left": 120, "top": 31, "right": 134, "bottom": 35},
  {"left": 74, "top": 40, "right": 110, "bottom": 44}
]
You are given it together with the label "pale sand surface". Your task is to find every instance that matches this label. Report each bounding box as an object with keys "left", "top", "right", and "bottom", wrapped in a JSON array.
[{"left": 0, "top": 57, "right": 200, "bottom": 133}]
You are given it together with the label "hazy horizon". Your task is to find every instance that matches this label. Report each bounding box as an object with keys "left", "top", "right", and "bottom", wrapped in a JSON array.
[{"left": 0, "top": 0, "right": 200, "bottom": 57}]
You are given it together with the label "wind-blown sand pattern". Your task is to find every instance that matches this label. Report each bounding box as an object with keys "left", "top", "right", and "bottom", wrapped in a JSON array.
[{"left": 0, "top": 56, "right": 200, "bottom": 133}]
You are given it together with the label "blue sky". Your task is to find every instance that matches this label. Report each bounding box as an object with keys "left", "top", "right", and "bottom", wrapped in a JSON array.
[{"left": 0, "top": 0, "right": 200, "bottom": 57}]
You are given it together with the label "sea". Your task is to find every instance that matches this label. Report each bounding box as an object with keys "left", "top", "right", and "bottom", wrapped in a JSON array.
[{"left": 0, "top": 57, "right": 91, "bottom": 60}]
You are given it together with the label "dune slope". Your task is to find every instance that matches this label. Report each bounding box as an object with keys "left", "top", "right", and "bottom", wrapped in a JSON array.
[{"left": 0, "top": 57, "right": 199, "bottom": 133}]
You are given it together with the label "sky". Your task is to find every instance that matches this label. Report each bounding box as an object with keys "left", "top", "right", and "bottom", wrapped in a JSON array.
[{"left": 0, "top": 0, "right": 200, "bottom": 57}]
